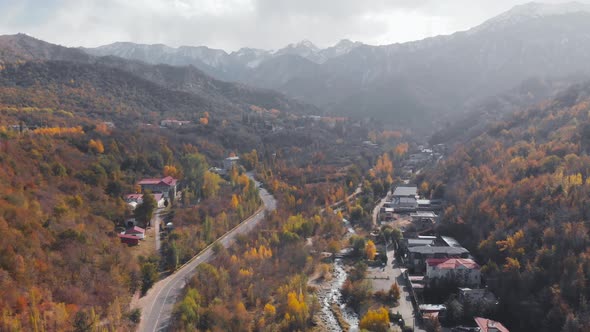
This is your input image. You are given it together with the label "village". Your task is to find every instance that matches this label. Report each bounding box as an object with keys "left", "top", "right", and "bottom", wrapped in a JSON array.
[{"left": 364, "top": 145, "right": 508, "bottom": 332}]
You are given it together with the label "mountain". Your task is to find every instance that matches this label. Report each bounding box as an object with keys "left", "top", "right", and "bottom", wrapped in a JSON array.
[
  {"left": 82, "top": 2, "right": 590, "bottom": 128},
  {"left": 0, "top": 34, "right": 318, "bottom": 117},
  {"left": 422, "top": 80, "right": 590, "bottom": 331},
  {"left": 83, "top": 39, "right": 364, "bottom": 78},
  {"left": 0, "top": 33, "right": 91, "bottom": 63}
]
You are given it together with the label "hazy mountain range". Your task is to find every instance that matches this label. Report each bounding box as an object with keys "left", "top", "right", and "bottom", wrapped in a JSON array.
[
  {"left": 82, "top": 2, "right": 590, "bottom": 127},
  {"left": 0, "top": 34, "right": 319, "bottom": 119}
]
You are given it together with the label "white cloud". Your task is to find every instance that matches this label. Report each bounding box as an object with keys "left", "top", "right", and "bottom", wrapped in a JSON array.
[{"left": 0, "top": 0, "right": 582, "bottom": 50}]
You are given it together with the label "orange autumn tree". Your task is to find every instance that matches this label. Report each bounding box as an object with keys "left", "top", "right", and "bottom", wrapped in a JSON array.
[
  {"left": 88, "top": 139, "right": 105, "bottom": 154},
  {"left": 365, "top": 240, "right": 377, "bottom": 260},
  {"left": 163, "top": 165, "right": 181, "bottom": 178}
]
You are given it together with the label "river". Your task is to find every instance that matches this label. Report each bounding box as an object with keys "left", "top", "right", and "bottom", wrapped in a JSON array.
[{"left": 316, "top": 218, "right": 360, "bottom": 331}]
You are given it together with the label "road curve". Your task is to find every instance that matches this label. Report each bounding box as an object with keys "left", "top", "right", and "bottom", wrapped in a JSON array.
[{"left": 136, "top": 176, "right": 276, "bottom": 332}]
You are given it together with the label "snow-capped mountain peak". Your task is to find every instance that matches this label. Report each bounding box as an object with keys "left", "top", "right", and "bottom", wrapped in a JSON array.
[{"left": 475, "top": 1, "right": 590, "bottom": 32}]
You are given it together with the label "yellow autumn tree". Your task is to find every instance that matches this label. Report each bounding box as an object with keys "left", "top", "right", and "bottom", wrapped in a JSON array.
[
  {"left": 286, "top": 291, "right": 308, "bottom": 328},
  {"left": 230, "top": 194, "right": 239, "bottom": 210},
  {"left": 264, "top": 303, "right": 276, "bottom": 317},
  {"left": 365, "top": 240, "right": 377, "bottom": 260},
  {"left": 359, "top": 307, "right": 390, "bottom": 332},
  {"left": 202, "top": 171, "right": 222, "bottom": 198}
]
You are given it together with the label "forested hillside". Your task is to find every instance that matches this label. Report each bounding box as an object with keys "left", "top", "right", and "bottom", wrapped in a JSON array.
[
  {"left": 421, "top": 82, "right": 590, "bottom": 331},
  {"left": 0, "top": 34, "right": 318, "bottom": 117}
]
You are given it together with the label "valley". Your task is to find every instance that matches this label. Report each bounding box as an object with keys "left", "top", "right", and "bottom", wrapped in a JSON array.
[{"left": 2, "top": 2, "right": 590, "bottom": 332}]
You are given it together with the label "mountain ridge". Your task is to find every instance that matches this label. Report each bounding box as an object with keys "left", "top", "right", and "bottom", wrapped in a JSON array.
[{"left": 78, "top": 2, "right": 590, "bottom": 128}]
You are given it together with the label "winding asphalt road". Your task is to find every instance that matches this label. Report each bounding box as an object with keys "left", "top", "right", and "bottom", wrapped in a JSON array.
[{"left": 136, "top": 176, "right": 276, "bottom": 332}]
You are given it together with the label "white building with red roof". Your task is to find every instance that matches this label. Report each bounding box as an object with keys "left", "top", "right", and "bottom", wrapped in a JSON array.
[
  {"left": 426, "top": 258, "right": 481, "bottom": 288},
  {"left": 137, "top": 176, "right": 178, "bottom": 199},
  {"left": 125, "top": 226, "right": 146, "bottom": 240}
]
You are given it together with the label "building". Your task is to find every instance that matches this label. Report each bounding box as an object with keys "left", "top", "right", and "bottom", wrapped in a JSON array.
[
  {"left": 393, "top": 186, "right": 418, "bottom": 198},
  {"left": 474, "top": 317, "right": 509, "bottom": 332},
  {"left": 407, "top": 246, "right": 470, "bottom": 273},
  {"left": 118, "top": 234, "right": 140, "bottom": 246},
  {"left": 419, "top": 304, "right": 446, "bottom": 319},
  {"left": 125, "top": 193, "right": 166, "bottom": 209},
  {"left": 137, "top": 176, "right": 178, "bottom": 199},
  {"left": 426, "top": 258, "right": 481, "bottom": 288},
  {"left": 410, "top": 211, "right": 438, "bottom": 230},
  {"left": 223, "top": 156, "right": 240, "bottom": 171},
  {"left": 417, "top": 199, "right": 431, "bottom": 210},
  {"left": 440, "top": 236, "right": 463, "bottom": 248},
  {"left": 379, "top": 207, "right": 395, "bottom": 221},
  {"left": 402, "top": 238, "right": 436, "bottom": 251},
  {"left": 393, "top": 197, "right": 417, "bottom": 213},
  {"left": 459, "top": 288, "right": 499, "bottom": 307},
  {"left": 125, "top": 226, "right": 146, "bottom": 240},
  {"left": 160, "top": 119, "right": 190, "bottom": 127}
]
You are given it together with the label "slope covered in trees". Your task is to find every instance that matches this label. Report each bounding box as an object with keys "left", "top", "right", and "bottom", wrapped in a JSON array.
[
  {"left": 0, "top": 34, "right": 319, "bottom": 117},
  {"left": 421, "top": 82, "right": 590, "bottom": 331}
]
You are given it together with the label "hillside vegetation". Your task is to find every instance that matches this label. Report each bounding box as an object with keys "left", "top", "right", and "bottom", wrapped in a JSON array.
[{"left": 422, "top": 82, "right": 590, "bottom": 331}]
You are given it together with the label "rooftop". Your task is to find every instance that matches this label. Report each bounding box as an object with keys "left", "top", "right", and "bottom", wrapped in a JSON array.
[
  {"left": 419, "top": 304, "right": 446, "bottom": 312},
  {"left": 393, "top": 186, "right": 418, "bottom": 197},
  {"left": 126, "top": 226, "right": 145, "bottom": 234},
  {"left": 441, "top": 236, "right": 462, "bottom": 247},
  {"left": 410, "top": 211, "right": 437, "bottom": 218},
  {"left": 409, "top": 246, "right": 469, "bottom": 255},
  {"left": 118, "top": 234, "right": 140, "bottom": 240},
  {"left": 407, "top": 239, "right": 436, "bottom": 246},
  {"left": 427, "top": 258, "right": 479, "bottom": 270},
  {"left": 474, "top": 317, "right": 510, "bottom": 332},
  {"left": 138, "top": 176, "right": 177, "bottom": 187}
]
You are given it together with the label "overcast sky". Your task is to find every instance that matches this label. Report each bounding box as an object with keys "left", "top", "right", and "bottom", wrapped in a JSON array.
[{"left": 0, "top": 0, "right": 579, "bottom": 51}]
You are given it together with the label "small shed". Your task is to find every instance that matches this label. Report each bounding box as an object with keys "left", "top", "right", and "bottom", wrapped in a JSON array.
[
  {"left": 125, "top": 226, "right": 146, "bottom": 240},
  {"left": 118, "top": 234, "right": 140, "bottom": 246}
]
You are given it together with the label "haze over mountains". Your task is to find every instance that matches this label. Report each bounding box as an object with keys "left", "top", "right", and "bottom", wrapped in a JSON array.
[
  {"left": 83, "top": 2, "right": 590, "bottom": 127},
  {"left": 0, "top": 33, "right": 319, "bottom": 121}
]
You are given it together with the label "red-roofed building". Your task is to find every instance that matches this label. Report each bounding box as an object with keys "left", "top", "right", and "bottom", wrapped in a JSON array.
[
  {"left": 118, "top": 234, "right": 140, "bottom": 246},
  {"left": 137, "top": 176, "right": 178, "bottom": 199},
  {"left": 426, "top": 258, "right": 481, "bottom": 288},
  {"left": 474, "top": 317, "right": 509, "bottom": 332},
  {"left": 125, "top": 226, "right": 145, "bottom": 240}
]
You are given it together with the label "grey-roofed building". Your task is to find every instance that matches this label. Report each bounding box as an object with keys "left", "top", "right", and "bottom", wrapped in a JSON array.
[
  {"left": 406, "top": 238, "right": 436, "bottom": 248},
  {"left": 393, "top": 186, "right": 418, "bottom": 198},
  {"left": 440, "top": 236, "right": 462, "bottom": 248},
  {"left": 408, "top": 246, "right": 470, "bottom": 273}
]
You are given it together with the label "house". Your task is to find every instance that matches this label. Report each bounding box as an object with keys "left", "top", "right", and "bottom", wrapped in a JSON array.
[
  {"left": 125, "top": 193, "right": 166, "bottom": 208},
  {"left": 474, "top": 317, "right": 509, "bottom": 332},
  {"left": 160, "top": 119, "right": 190, "bottom": 127},
  {"left": 393, "top": 197, "right": 417, "bottom": 213},
  {"left": 440, "top": 236, "right": 463, "bottom": 248},
  {"left": 223, "top": 156, "right": 240, "bottom": 171},
  {"left": 426, "top": 258, "right": 481, "bottom": 288},
  {"left": 407, "top": 246, "right": 470, "bottom": 273},
  {"left": 410, "top": 211, "right": 438, "bottom": 230},
  {"left": 118, "top": 234, "right": 140, "bottom": 246},
  {"left": 401, "top": 238, "right": 436, "bottom": 252},
  {"left": 379, "top": 207, "right": 395, "bottom": 221},
  {"left": 459, "top": 288, "right": 499, "bottom": 307},
  {"left": 138, "top": 176, "right": 178, "bottom": 199},
  {"left": 419, "top": 304, "right": 446, "bottom": 320},
  {"left": 392, "top": 186, "right": 418, "bottom": 198},
  {"left": 417, "top": 199, "right": 431, "bottom": 210},
  {"left": 125, "top": 226, "right": 146, "bottom": 240}
]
